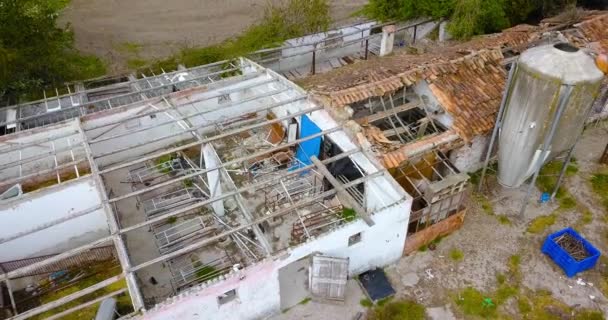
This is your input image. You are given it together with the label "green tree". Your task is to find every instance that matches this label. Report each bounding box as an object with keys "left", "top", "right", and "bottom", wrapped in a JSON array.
[
  {"left": 0, "top": 0, "right": 105, "bottom": 103},
  {"left": 448, "top": 0, "right": 510, "bottom": 39}
]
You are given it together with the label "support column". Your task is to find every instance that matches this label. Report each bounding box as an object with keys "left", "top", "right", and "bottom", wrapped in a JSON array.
[
  {"left": 380, "top": 25, "right": 396, "bottom": 57},
  {"left": 601, "top": 143, "right": 608, "bottom": 165}
]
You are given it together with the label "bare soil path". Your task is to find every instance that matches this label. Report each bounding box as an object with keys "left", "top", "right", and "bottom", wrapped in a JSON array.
[{"left": 60, "top": 0, "right": 368, "bottom": 71}]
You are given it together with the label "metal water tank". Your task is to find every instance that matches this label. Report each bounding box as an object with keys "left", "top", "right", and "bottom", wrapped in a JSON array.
[{"left": 497, "top": 43, "right": 604, "bottom": 188}]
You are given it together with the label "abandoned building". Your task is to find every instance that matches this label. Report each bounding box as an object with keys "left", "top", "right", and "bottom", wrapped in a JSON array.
[
  {"left": 303, "top": 11, "right": 608, "bottom": 253},
  {"left": 0, "top": 10, "right": 607, "bottom": 320},
  {"left": 0, "top": 58, "right": 415, "bottom": 320}
]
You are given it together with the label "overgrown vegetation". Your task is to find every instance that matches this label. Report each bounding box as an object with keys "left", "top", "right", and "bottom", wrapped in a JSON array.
[
  {"left": 449, "top": 248, "right": 464, "bottom": 261},
  {"left": 138, "top": 0, "right": 331, "bottom": 74},
  {"left": 0, "top": 0, "right": 106, "bottom": 103},
  {"left": 366, "top": 299, "right": 426, "bottom": 320},
  {"left": 360, "top": 298, "right": 374, "bottom": 307},
  {"left": 527, "top": 214, "right": 557, "bottom": 234},
  {"left": 31, "top": 261, "right": 132, "bottom": 320},
  {"left": 590, "top": 172, "right": 608, "bottom": 211},
  {"left": 360, "top": 0, "right": 604, "bottom": 39},
  {"left": 341, "top": 208, "right": 357, "bottom": 222},
  {"left": 453, "top": 254, "right": 603, "bottom": 319}
]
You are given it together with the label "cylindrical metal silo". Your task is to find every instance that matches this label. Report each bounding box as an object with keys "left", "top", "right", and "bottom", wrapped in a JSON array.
[{"left": 497, "top": 43, "right": 604, "bottom": 188}]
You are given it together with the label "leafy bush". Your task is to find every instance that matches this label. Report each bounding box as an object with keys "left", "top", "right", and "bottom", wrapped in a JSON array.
[
  {"left": 367, "top": 300, "right": 426, "bottom": 320},
  {"left": 0, "top": 0, "right": 106, "bottom": 102}
]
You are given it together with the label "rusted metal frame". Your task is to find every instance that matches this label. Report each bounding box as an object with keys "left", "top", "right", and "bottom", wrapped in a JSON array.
[
  {"left": 0, "top": 137, "right": 85, "bottom": 171},
  {"left": 129, "top": 171, "right": 384, "bottom": 273}
]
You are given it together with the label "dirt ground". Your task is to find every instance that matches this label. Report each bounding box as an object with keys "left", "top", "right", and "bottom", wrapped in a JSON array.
[
  {"left": 270, "top": 122, "right": 608, "bottom": 319},
  {"left": 59, "top": 0, "right": 368, "bottom": 70}
]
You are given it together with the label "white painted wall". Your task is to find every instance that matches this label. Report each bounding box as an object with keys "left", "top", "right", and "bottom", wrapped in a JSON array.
[
  {"left": 0, "top": 177, "right": 109, "bottom": 261},
  {"left": 449, "top": 134, "right": 491, "bottom": 173},
  {"left": 413, "top": 80, "right": 454, "bottom": 128}
]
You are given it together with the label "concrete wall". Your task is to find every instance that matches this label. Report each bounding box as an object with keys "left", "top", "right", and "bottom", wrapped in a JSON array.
[
  {"left": 260, "top": 22, "right": 375, "bottom": 73},
  {"left": 0, "top": 177, "right": 109, "bottom": 261},
  {"left": 413, "top": 80, "right": 454, "bottom": 128},
  {"left": 393, "top": 18, "right": 439, "bottom": 46},
  {"left": 449, "top": 134, "right": 490, "bottom": 173}
]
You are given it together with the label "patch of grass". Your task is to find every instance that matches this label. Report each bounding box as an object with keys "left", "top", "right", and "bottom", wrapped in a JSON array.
[
  {"left": 474, "top": 193, "right": 494, "bottom": 215},
  {"left": 454, "top": 287, "right": 497, "bottom": 318},
  {"left": 417, "top": 244, "right": 428, "bottom": 252},
  {"left": 31, "top": 261, "right": 132, "bottom": 320},
  {"left": 496, "top": 273, "right": 506, "bottom": 285},
  {"left": 558, "top": 195, "right": 577, "bottom": 210},
  {"left": 133, "top": 0, "right": 330, "bottom": 73},
  {"left": 341, "top": 208, "right": 357, "bottom": 222},
  {"left": 498, "top": 215, "right": 511, "bottom": 225},
  {"left": 360, "top": 298, "right": 374, "bottom": 308},
  {"left": 299, "top": 297, "right": 312, "bottom": 305},
  {"left": 117, "top": 42, "right": 143, "bottom": 55},
  {"left": 517, "top": 295, "right": 532, "bottom": 314},
  {"left": 367, "top": 299, "right": 426, "bottom": 320},
  {"left": 183, "top": 179, "right": 194, "bottom": 188},
  {"left": 574, "top": 310, "right": 605, "bottom": 320},
  {"left": 494, "top": 284, "right": 518, "bottom": 304},
  {"left": 376, "top": 296, "right": 393, "bottom": 307},
  {"left": 167, "top": 216, "right": 178, "bottom": 224},
  {"left": 195, "top": 265, "right": 217, "bottom": 280},
  {"left": 127, "top": 58, "right": 147, "bottom": 69},
  {"left": 527, "top": 214, "right": 556, "bottom": 234},
  {"left": 590, "top": 173, "right": 608, "bottom": 211},
  {"left": 580, "top": 210, "right": 593, "bottom": 225},
  {"left": 449, "top": 248, "right": 464, "bottom": 261}
]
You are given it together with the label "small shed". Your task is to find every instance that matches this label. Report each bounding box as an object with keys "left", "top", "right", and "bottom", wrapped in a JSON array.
[{"left": 309, "top": 255, "right": 349, "bottom": 303}]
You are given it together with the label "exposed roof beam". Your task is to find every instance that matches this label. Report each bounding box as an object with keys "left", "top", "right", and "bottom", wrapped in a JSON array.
[{"left": 310, "top": 156, "right": 374, "bottom": 226}]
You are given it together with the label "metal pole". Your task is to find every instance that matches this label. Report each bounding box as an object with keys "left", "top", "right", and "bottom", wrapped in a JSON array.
[
  {"left": 550, "top": 145, "right": 575, "bottom": 200},
  {"left": 477, "top": 62, "right": 518, "bottom": 192},
  {"left": 312, "top": 45, "right": 317, "bottom": 75},
  {"left": 412, "top": 25, "right": 417, "bottom": 44},
  {"left": 365, "top": 39, "right": 369, "bottom": 60},
  {"left": 519, "top": 85, "right": 573, "bottom": 217}
]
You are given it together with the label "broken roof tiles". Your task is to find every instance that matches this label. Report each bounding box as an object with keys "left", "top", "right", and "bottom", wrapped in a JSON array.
[{"left": 306, "top": 12, "right": 608, "bottom": 143}]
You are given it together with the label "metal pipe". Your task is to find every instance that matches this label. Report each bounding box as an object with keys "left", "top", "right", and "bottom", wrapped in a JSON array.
[
  {"left": 45, "top": 289, "right": 127, "bottom": 320},
  {"left": 519, "top": 85, "right": 573, "bottom": 217},
  {"left": 478, "top": 61, "right": 518, "bottom": 192}
]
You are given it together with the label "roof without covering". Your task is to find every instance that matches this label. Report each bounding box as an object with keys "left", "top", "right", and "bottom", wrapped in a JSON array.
[{"left": 303, "top": 12, "right": 608, "bottom": 141}]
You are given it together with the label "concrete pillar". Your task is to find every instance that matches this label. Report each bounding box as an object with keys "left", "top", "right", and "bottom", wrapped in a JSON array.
[
  {"left": 439, "top": 21, "right": 451, "bottom": 42},
  {"left": 380, "top": 25, "right": 396, "bottom": 57}
]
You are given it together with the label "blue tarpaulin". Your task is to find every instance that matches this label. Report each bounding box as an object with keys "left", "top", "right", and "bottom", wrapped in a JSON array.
[{"left": 292, "top": 115, "right": 322, "bottom": 169}]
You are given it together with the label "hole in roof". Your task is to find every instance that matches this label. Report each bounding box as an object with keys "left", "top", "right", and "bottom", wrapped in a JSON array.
[{"left": 553, "top": 43, "right": 579, "bottom": 53}]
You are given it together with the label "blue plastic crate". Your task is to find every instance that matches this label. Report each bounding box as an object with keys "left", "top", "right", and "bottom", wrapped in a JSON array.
[{"left": 541, "top": 227, "right": 601, "bottom": 278}]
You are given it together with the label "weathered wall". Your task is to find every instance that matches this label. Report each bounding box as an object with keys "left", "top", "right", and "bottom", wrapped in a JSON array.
[
  {"left": 403, "top": 210, "right": 466, "bottom": 255},
  {"left": 449, "top": 134, "right": 490, "bottom": 173},
  {"left": 0, "top": 177, "right": 109, "bottom": 261}
]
